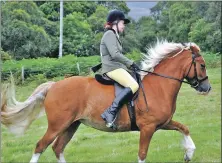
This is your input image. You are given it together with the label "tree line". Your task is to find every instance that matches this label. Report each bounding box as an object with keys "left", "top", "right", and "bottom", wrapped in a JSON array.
[{"left": 1, "top": 1, "right": 221, "bottom": 60}]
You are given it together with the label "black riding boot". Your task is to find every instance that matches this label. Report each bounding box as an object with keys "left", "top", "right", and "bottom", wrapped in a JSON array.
[{"left": 101, "top": 87, "right": 133, "bottom": 128}]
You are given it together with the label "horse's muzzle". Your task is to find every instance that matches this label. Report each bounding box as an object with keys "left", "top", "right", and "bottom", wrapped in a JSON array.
[{"left": 195, "top": 82, "right": 211, "bottom": 95}]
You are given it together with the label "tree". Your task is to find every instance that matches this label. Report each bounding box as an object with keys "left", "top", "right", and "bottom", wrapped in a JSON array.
[
  {"left": 38, "top": 1, "right": 97, "bottom": 21},
  {"left": 188, "top": 19, "right": 213, "bottom": 51},
  {"left": 150, "top": 1, "right": 221, "bottom": 53},
  {"left": 59, "top": 0, "right": 63, "bottom": 58},
  {"left": 204, "top": 2, "right": 221, "bottom": 53},
  {"left": 122, "top": 18, "right": 140, "bottom": 53},
  {"left": 167, "top": 2, "right": 199, "bottom": 42},
  {"left": 136, "top": 16, "right": 157, "bottom": 52},
  {"left": 97, "top": 1, "right": 130, "bottom": 14},
  {"left": 1, "top": 2, "right": 51, "bottom": 59},
  {"left": 189, "top": 2, "right": 221, "bottom": 53},
  {"left": 63, "top": 12, "right": 93, "bottom": 56},
  {"left": 88, "top": 5, "right": 108, "bottom": 33}
]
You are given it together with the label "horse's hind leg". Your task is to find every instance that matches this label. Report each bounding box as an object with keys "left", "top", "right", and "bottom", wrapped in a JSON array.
[
  {"left": 52, "top": 121, "right": 81, "bottom": 163},
  {"left": 30, "top": 127, "right": 58, "bottom": 163},
  {"left": 30, "top": 116, "right": 75, "bottom": 163},
  {"left": 162, "top": 120, "right": 196, "bottom": 162}
]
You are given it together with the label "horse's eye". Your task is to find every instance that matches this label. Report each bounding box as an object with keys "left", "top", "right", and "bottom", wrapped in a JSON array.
[{"left": 200, "top": 64, "right": 205, "bottom": 70}]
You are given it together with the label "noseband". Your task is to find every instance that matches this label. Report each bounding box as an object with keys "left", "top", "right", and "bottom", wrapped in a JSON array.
[{"left": 184, "top": 53, "right": 208, "bottom": 88}]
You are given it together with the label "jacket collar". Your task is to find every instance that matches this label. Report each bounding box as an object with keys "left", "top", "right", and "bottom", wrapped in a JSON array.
[{"left": 108, "top": 29, "right": 122, "bottom": 45}]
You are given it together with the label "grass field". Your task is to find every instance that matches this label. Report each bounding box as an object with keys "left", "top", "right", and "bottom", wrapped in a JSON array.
[{"left": 1, "top": 67, "right": 221, "bottom": 163}]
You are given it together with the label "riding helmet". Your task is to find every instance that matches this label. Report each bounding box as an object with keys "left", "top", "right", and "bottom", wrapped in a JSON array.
[{"left": 106, "top": 9, "right": 130, "bottom": 24}]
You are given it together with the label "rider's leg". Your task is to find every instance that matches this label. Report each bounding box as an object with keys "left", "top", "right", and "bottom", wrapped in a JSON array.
[{"left": 101, "top": 68, "right": 139, "bottom": 128}]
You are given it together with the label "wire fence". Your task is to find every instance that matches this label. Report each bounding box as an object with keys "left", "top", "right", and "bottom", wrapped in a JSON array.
[{"left": 2, "top": 62, "right": 95, "bottom": 82}]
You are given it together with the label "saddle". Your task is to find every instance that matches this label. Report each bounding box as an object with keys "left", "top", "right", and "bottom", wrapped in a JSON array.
[{"left": 93, "top": 68, "right": 140, "bottom": 131}]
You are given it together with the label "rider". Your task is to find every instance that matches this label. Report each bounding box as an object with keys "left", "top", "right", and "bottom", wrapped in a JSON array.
[{"left": 100, "top": 9, "right": 140, "bottom": 128}]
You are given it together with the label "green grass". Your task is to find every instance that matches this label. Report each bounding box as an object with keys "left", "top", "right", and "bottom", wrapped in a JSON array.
[{"left": 1, "top": 68, "right": 221, "bottom": 163}]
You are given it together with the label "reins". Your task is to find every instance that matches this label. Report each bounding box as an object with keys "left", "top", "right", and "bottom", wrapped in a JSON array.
[
  {"left": 134, "top": 47, "right": 208, "bottom": 112},
  {"left": 138, "top": 50, "right": 208, "bottom": 88}
]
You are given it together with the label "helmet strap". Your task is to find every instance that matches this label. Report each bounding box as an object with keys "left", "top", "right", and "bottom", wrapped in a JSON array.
[
  {"left": 112, "top": 20, "right": 120, "bottom": 34},
  {"left": 116, "top": 20, "right": 120, "bottom": 34}
]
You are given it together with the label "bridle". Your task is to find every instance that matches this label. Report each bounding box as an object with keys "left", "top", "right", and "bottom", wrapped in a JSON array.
[
  {"left": 134, "top": 48, "right": 209, "bottom": 113},
  {"left": 184, "top": 53, "right": 208, "bottom": 88},
  {"left": 138, "top": 50, "right": 208, "bottom": 88}
]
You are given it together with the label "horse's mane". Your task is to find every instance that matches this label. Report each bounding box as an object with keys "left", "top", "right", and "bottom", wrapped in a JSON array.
[{"left": 141, "top": 40, "right": 200, "bottom": 71}]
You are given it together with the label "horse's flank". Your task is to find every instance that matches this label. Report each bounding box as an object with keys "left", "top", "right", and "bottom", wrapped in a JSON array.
[{"left": 44, "top": 76, "right": 132, "bottom": 132}]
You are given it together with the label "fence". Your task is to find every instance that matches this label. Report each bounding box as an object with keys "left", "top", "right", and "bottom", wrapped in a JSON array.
[{"left": 2, "top": 62, "right": 95, "bottom": 82}]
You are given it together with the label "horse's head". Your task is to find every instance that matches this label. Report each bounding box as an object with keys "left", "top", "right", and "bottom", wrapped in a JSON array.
[
  {"left": 184, "top": 44, "right": 211, "bottom": 95},
  {"left": 140, "top": 40, "right": 212, "bottom": 95}
]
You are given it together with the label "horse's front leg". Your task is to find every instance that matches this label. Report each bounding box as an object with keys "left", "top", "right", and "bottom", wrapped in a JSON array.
[
  {"left": 138, "top": 124, "right": 156, "bottom": 163},
  {"left": 162, "top": 120, "right": 196, "bottom": 162}
]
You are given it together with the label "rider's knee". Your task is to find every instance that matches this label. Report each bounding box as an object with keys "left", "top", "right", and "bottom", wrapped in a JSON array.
[{"left": 129, "top": 82, "right": 139, "bottom": 94}]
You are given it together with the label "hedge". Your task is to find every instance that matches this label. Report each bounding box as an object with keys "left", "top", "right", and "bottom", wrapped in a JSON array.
[{"left": 2, "top": 50, "right": 220, "bottom": 81}]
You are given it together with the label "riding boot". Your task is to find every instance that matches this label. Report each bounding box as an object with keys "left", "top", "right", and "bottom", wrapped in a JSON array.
[{"left": 101, "top": 87, "right": 133, "bottom": 128}]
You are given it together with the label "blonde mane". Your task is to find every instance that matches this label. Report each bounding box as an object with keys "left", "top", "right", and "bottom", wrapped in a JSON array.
[{"left": 141, "top": 40, "right": 200, "bottom": 72}]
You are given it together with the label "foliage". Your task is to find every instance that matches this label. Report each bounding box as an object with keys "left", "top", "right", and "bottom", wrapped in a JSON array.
[
  {"left": 63, "top": 12, "right": 93, "bottom": 56},
  {"left": 88, "top": 5, "right": 108, "bottom": 33},
  {"left": 38, "top": 1, "right": 97, "bottom": 21},
  {"left": 97, "top": 1, "right": 130, "bottom": 14},
  {"left": 150, "top": 1, "right": 221, "bottom": 53},
  {"left": 188, "top": 19, "right": 213, "bottom": 51},
  {"left": 168, "top": 3, "right": 198, "bottom": 42},
  {"left": 136, "top": 16, "right": 157, "bottom": 53},
  {"left": 1, "top": 2, "right": 52, "bottom": 59},
  {"left": 122, "top": 18, "right": 140, "bottom": 54},
  {"left": 202, "top": 52, "right": 221, "bottom": 68},
  {"left": 0, "top": 48, "right": 12, "bottom": 61},
  {"left": 1, "top": 1, "right": 221, "bottom": 60},
  {"left": 24, "top": 74, "right": 48, "bottom": 86},
  {"left": 2, "top": 55, "right": 100, "bottom": 81},
  {"left": 2, "top": 50, "right": 220, "bottom": 83}
]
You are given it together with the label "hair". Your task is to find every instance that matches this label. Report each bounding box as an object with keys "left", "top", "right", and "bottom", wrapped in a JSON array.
[{"left": 104, "top": 22, "right": 112, "bottom": 30}]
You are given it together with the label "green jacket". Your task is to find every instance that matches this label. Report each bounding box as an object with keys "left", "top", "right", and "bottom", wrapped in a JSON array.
[{"left": 100, "top": 29, "right": 134, "bottom": 74}]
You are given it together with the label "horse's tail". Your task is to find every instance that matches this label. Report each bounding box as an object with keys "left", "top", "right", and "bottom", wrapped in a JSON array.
[{"left": 1, "top": 74, "right": 55, "bottom": 135}]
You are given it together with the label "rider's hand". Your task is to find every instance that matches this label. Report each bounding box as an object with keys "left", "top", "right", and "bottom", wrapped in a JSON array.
[{"left": 131, "top": 63, "right": 140, "bottom": 70}]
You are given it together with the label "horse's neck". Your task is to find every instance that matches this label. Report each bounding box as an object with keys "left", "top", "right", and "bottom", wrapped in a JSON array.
[
  {"left": 142, "top": 53, "right": 189, "bottom": 102},
  {"left": 156, "top": 55, "right": 186, "bottom": 81}
]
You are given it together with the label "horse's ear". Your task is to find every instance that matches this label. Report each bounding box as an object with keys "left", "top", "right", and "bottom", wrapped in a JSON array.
[{"left": 190, "top": 43, "right": 200, "bottom": 55}]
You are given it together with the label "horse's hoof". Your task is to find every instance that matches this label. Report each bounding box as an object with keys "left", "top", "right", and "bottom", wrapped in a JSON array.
[
  {"left": 184, "top": 154, "right": 191, "bottom": 162},
  {"left": 184, "top": 148, "right": 195, "bottom": 162}
]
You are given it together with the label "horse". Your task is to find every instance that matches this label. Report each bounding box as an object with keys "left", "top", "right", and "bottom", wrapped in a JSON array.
[{"left": 1, "top": 40, "right": 211, "bottom": 163}]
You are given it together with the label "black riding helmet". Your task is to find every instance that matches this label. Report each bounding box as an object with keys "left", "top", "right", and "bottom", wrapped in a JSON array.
[{"left": 107, "top": 10, "right": 130, "bottom": 24}]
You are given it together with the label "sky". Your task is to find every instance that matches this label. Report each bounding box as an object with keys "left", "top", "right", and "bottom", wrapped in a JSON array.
[{"left": 126, "top": 1, "right": 157, "bottom": 21}]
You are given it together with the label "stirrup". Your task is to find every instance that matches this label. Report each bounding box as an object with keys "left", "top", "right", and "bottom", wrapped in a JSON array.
[{"left": 105, "top": 115, "right": 118, "bottom": 128}]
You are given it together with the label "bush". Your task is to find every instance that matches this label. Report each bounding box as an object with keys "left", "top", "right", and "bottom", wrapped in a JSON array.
[
  {"left": 202, "top": 52, "right": 221, "bottom": 68},
  {"left": 2, "top": 51, "right": 220, "bottom": 83},
  {"left": 0, "top": 49, "right": 12, "bottom": 61},
  {"left": 2, "top": 55, "right": 101, "bottom": 81},
  {"left": 24, "top": 74, "right": 48, "bottom": 85},
  {"left": 126, "top": 48, "right": 142, "bottom": 63}
]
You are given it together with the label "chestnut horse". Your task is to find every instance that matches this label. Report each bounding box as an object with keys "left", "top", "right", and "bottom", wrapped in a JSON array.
[{"left": 1, "top": 41, "right": 211, "bottom": 163}]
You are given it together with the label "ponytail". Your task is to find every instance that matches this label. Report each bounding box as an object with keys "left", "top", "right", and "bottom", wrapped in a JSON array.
[{"left": 104, "top": 22, "right": 112, "bottom": 30}]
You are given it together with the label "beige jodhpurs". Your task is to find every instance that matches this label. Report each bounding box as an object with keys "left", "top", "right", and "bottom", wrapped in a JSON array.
[{"left": 106, "top": 68, "right": 139, "bottom": 94}]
